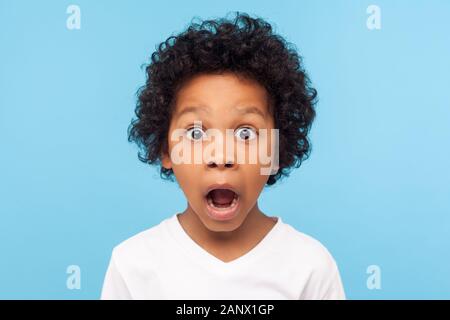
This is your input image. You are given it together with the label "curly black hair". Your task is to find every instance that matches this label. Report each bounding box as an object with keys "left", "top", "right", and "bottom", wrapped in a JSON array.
[{"left": 128, "top": 12, "right": 317, "bottom": 186}]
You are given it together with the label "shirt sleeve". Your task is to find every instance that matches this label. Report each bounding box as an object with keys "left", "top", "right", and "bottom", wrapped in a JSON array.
[
  {"left": 320, "top": 264, "right": 346, "bottom": 300},
  {"left": 100, "top": 250, "right": 133, "bottom": 300},
  {"left": 299, "top": 257, "right": 346, "bottom": 300}
]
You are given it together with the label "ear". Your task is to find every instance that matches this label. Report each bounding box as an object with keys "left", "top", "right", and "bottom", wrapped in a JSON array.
[{"left": 161, "top": 150, "right": 172, "bottom": 170}]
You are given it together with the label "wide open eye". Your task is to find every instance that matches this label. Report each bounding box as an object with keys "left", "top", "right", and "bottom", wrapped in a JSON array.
[
  {"left": 235, "top": 127, "right": 257, "bottom": 141},
  {"left": 186, "top": 126, "right": 206, "bottom": 141}
]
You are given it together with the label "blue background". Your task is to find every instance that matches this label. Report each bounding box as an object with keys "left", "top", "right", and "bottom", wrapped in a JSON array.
[{"left": 1, "top": 0, "right": 449, "bottom": 299}]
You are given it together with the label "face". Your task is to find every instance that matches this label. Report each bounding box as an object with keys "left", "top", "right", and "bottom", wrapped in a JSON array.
[{"left": 162, "top": 72, "right": 277, "bottom": 232}]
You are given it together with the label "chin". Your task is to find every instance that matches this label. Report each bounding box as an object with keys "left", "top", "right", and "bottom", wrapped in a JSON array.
[{"left": 199, "top": 212, "right": 246, "bottom": 233}]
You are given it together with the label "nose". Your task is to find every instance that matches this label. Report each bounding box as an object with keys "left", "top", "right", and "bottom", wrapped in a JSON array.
[
  {"left": 205, "top": 148, "right": 237, "bottom": 170},
  {"left": 207, "top": 159, "right": 236, "bottom": 169},
  {"left": 204, "top": 130, "right": 238, "bottom": 170}
]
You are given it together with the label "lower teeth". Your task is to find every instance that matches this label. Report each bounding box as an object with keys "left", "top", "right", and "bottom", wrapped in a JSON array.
[{"left": 207, "top": 196, "right": 237, "bottom": 209}]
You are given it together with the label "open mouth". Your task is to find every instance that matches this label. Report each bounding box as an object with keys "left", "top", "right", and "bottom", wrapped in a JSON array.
[
  {"left": 206, "top": 189, "right": 238, "bottom": 208},
  {"left": 204, "top": 187, "right": 240, "bottom": 221}
]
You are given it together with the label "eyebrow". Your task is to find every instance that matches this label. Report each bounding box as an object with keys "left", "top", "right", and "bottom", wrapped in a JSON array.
[
  {"left": 175, "top": 105, "right": 266, "bottom": 119},
  {"left": 174, "top": 105, "right": 210, "bottom": 118},
  {"left": 235, "top": 106, "right": 267, "bottom": 119}
]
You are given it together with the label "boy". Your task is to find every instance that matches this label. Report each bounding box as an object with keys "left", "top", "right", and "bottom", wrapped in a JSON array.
[{"left": 101, "top": 12, "right": 345, "bottom": 299}]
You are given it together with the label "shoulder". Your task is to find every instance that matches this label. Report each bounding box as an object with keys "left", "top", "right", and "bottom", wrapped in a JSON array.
[
  {"left": 276, "top": 219, "right": 346, "bottom": 299},
  {"left": 277, "top": 219, "right": 340, "bottom": 274},
  {"left": 110, "top": 216, "right": 171, "bottom": 269},
  {"left": 101, "top": 217, "right": 173, "bottom": 299}
]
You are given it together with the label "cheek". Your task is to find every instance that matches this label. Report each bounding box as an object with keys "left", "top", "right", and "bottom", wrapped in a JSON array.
[
  {"left": 168, "top": 135, "right": 205, "bottom": 166},
  {"left": 240, "top": 164, "right": 269, "bottom": 195},
  {"left": 172, "top": 165, "right": 193, "bottom": 188},
  {"left": 172, "top": 165, "right": 203, "bottom": 202},
  {"left": 172, "top": 163, "right": 200, "bottom": 182}
]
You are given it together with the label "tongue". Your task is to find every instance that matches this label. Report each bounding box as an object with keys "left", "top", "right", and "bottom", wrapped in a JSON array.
[{"left": 210, "top": 189, "right": 235, "bottom": 205}]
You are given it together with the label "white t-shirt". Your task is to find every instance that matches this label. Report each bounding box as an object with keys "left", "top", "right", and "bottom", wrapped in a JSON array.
[{"left": 101, "top": 214, "right": 346, "bottom": 300}]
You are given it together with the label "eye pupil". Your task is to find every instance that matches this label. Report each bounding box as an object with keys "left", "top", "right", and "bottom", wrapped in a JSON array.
[
  {"left": 192, "top": 129, "right": 202, "bottom": 140},
  {"left": 240, "top": 129, "right": 250, "bottom": 140}
]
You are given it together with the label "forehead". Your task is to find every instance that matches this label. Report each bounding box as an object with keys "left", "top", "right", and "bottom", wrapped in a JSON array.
[{"left": 173, "top": 72, "right": 271, "bottom": 117}]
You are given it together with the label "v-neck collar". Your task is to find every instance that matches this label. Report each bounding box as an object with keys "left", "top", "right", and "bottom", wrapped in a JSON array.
[{"left": 165, "top": 213, "right": 283, "bottom": 272}]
